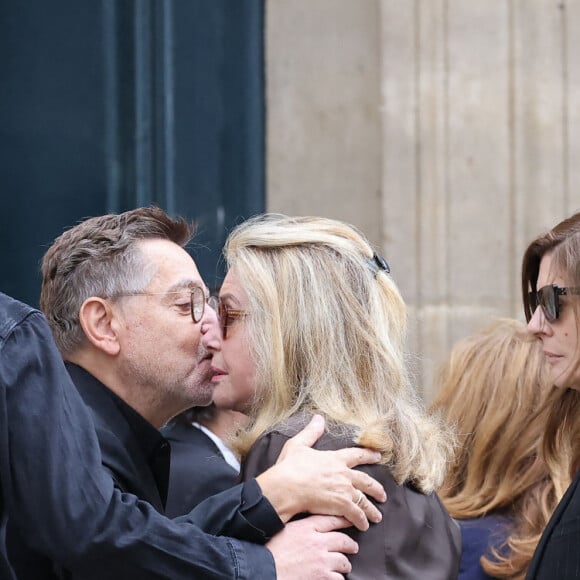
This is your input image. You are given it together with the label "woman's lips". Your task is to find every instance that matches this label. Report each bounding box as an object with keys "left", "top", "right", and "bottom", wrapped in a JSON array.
[{"left": 210, "top": 366, "right": 227, "bottom": 382}]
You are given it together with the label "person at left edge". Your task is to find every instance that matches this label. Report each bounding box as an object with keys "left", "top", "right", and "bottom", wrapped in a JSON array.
[{"left": 0, "top": 291, "right": 360, "bottom": 580}]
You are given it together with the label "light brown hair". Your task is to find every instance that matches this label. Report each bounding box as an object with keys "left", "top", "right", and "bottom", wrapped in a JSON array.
[
  {"left": 431, "top": 318, "right": 568, "bottom": 579},
  {"left": 40, "top": 206, "right": 193, "bottom": 355}
]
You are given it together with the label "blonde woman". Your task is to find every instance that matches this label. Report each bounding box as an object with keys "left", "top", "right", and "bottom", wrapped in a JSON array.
[
  {"left": 208, "top": 214, "right": 461, "bottom": 579},
  {"left": 431, "top": 319, "right": 567, "bottom": 580}
]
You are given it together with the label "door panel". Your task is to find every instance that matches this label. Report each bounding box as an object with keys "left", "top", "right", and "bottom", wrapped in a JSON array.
[{"left": 0, "top": 0, "right": 264, "bottom": 305}]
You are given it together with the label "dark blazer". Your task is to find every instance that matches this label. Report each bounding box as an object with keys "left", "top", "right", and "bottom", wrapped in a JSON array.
[
  {"left": 162, "top": 420, "right": 239, "bottom": 517},
  {"left": 240, "top": 413, "right": 462, "bottom": 580},
  {"left": 527, "top": 468, "right": 580, "bottom": 579}
]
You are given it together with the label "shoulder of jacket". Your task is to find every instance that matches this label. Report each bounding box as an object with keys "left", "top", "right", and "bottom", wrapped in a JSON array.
[{"left": 0, "top": 293, "right": 41, "bottom": 349}]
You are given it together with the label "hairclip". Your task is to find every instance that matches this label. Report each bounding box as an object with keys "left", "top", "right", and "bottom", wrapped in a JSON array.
[{"left": 367, "top": 252, "right": 390, "bottom": 276}]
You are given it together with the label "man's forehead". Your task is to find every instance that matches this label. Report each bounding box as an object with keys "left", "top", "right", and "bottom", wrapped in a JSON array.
[
  {"left": 166, "top": 279, "right": 209, "bottom": 295},
  {"left": 137, "top": 240, "right": 206, "bottom": 289},
  {"left": 148, "top": 268, "right": 207, "bottom": 293}
]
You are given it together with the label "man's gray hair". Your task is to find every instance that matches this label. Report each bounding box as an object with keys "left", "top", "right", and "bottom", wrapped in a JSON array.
[{"left": 40, "top": 206, "right": 194, "bottom": 355}]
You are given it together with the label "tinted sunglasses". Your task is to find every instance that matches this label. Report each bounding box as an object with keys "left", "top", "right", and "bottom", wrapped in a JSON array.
[
  {"left": 208, "top": 296, "right": 246, "bottom": 339},
  {"left": 528, "top": 284, "right": 580, "bottom": 323}
]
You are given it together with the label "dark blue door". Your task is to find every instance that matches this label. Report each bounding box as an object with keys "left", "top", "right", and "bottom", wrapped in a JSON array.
[{"left": 0, "top": 0, "right": 265, "bottom": 305}]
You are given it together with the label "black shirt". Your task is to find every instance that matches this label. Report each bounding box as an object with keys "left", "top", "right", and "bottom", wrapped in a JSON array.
[
  {"left": 114, "top": 388, "right": 171, "bottom": 505},
  {"left": 65, "top": 362, "right": 172, "bottom": 513}
]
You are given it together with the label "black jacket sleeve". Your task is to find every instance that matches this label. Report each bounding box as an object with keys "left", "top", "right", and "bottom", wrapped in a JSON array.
[{"left": 179, "top": 479, "right": 284, "bottom": 543}]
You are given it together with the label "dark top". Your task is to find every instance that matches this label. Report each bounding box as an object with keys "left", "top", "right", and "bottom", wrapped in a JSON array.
[
  {"left": 0, "top": 292, "right": 277, "bottom": 579},
  {"left": 9, "top": 358, "right": 283, "bottom": 579},
  {"left": 527, "top": 468, "right": 580, "bottom": 579},
  {"left": 240, "top": 413, "right": 462, "bottom": 580},
  {"left": 458, "top": 515, "right": 512, "bottom": 580},
  {"left": 162, "top": 419, "right": 239, "bottom": 517},
  {"left": 67, "top": 363, "right": 171, "bottom": 512}
]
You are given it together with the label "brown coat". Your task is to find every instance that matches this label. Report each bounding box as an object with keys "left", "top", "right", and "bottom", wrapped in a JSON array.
[{"left": 240, "top": 414, "right": 461, "bottom": 580}]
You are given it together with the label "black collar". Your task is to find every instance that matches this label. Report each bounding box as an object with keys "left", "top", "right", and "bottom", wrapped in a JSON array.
[{"left": 65, "top": 362, "right": 171, "bottom": 507}]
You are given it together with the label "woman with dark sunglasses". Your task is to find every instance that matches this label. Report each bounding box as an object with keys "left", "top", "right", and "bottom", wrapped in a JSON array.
[{"left": 522, "top": 212, "right": 580, "bottom": 579}]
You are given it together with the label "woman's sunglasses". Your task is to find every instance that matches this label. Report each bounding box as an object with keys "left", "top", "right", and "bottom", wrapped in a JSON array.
[
  {"left": 528, "top": 284, "right": 580, "bottom": 323},
  {"left": 208, "top": 296, "right": 246, "bottom": 339}
]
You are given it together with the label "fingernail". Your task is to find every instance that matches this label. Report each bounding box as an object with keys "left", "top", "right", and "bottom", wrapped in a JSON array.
[{"left": 311, "top": 414, "right": 324, "bottom": 427}]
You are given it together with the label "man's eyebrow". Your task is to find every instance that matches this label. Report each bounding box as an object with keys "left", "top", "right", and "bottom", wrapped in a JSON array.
[{"left": 166, "top": 280, "right": 210, "bottom": 296}]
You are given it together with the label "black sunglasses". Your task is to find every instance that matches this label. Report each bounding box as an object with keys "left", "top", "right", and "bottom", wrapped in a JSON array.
[
  {"left": 528, "top": 284, "right": 580, "bottom": 323},
  {"left": 208, "top": 296, "right": 246, "bottom": 339}
]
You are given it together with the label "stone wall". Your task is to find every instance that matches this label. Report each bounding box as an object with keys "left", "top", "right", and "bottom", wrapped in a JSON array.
[{"left": 265, "top": 0, "right": 580, "bottom": 400}]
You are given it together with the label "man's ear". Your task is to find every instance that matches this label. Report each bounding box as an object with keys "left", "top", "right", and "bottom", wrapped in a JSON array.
[{"left": 78, "top": 297, "right": 121, "bottom": 356}]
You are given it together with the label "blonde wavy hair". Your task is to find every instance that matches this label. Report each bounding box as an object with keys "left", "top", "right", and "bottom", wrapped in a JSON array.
[
  {"left": 224, "top": 213, "right": 453, "bottom": 492},
  {"left": 431, "top": 318, "right": 569, "bottom": 579}
]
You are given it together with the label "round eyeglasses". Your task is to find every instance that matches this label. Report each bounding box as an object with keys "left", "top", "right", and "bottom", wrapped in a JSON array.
[{"left": 112, "top": 286, "right": 208, "bottom": 323}]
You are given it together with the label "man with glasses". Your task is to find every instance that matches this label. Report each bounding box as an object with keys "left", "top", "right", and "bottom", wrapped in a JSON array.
[{"left": 7, "top": 207, "right": 385, "bottom": 579}]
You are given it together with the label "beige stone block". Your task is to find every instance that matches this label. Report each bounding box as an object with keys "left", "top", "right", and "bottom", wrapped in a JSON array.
[
  {"left": 266, "top": 0, "right": 580, "bottom": 399},
  {"left": 265, "top": 0, "right": 383, "bottom": 246}
]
